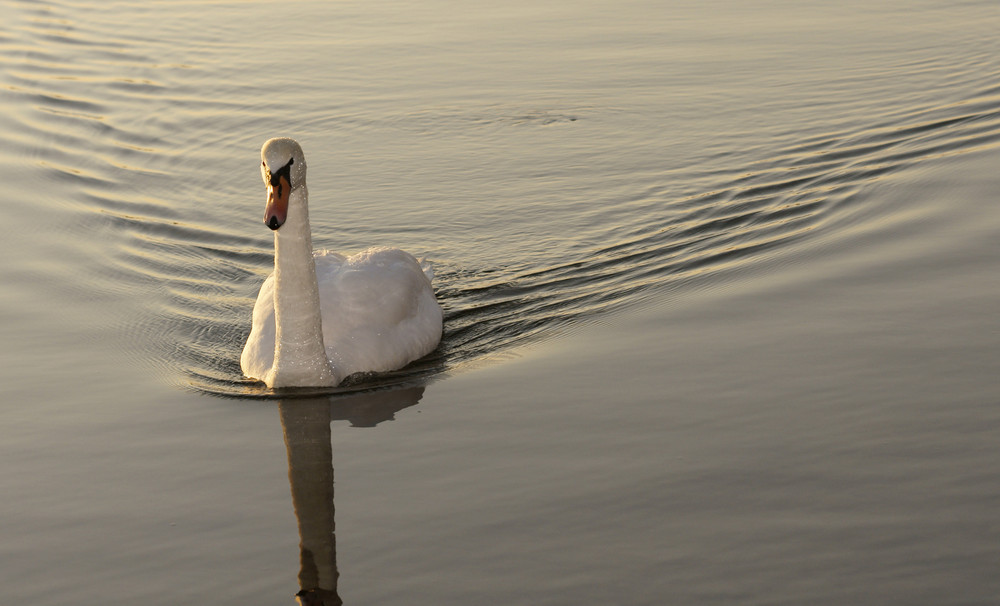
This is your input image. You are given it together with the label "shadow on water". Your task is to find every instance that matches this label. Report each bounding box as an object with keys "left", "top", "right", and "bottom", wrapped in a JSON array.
[{"left": 278, "top": 386, "right": 425, "bottom": 605}]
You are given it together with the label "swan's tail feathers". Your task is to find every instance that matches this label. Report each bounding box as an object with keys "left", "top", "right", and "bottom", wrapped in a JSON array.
[{"left": 419, "top": 258, "right": 435, "bottom": 282}]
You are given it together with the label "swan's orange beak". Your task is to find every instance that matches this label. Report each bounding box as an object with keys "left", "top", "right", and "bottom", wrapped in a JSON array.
[{"left": 264, "top": 173, "right": 290, "bottom": 230}]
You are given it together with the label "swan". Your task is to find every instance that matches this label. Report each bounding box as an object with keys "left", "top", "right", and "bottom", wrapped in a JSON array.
[{"left": 240, "top": 137, "right": 442, "bottom": 388}]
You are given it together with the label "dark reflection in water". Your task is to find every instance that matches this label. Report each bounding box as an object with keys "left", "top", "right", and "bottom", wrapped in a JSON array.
[{"left": 279, "top": 387, "right": 425, "bottom": 604}]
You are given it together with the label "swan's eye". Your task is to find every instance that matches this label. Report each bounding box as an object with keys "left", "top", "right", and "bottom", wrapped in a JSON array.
[{"left": 289, "top": 158, "right": 294, "bottom": 165}]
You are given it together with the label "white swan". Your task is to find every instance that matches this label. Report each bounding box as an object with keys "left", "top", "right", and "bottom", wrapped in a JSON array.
[{"left": 241, "top": 137, "right": 442, "bottom": 388}]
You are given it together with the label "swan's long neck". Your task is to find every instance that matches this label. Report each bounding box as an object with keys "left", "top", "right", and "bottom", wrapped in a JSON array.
[{"left": 268, "top": 184, "right": 339, "bottom": 387}]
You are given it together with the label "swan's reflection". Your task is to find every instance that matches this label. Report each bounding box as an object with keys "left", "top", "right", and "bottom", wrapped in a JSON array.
[{"left": 278, "top": 386, "right": 425, "bottom": 605}]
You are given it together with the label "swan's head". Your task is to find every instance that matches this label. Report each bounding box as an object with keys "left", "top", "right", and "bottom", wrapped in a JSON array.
[{"left": 260, "top": 137, "right": 308, "bottom": 231}]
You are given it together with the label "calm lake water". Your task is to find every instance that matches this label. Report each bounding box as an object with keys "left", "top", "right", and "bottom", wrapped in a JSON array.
[{"left": 2, "top": 0, "right": 999, "bottom": 604}]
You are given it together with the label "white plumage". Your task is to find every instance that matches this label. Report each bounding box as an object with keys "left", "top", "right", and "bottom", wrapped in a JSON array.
[{"left": 240, "top": 138, "right": 442, "bottom": 388}]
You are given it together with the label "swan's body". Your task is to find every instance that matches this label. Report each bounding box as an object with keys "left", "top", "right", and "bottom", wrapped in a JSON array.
[{"left": 241, "top": 138, "right": 442, "bottom": 388}]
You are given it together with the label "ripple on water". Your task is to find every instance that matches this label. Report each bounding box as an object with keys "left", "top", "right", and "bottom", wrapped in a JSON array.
[
  {"left": 3, "top": 0, "right": 999, "bottom": 398},
  {"left": 161, "top": 80, "right": 1000, "bottom": 396}
]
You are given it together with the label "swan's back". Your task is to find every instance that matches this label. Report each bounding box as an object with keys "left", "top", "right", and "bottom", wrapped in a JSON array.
[
  {"left": 241, "top": 246, "right": 442, "bottom": 383},
  {"left": 316, "top": 247, "right": 441, "bottom": 376}
]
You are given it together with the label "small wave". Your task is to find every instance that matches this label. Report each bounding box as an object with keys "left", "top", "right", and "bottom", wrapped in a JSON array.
[
  {"left": 5, "top": 0, "right": 998, "bottom": 399},
  {"left": 125, "top": 79, "right": 1000, "bottom": 396}
]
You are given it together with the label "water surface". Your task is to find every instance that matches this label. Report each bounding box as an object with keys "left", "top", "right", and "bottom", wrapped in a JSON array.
[{"left": 1, "top": 0, "right": 999, "bottom": 604}]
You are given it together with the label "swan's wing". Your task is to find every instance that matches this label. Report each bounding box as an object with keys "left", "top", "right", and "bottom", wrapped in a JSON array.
[{"left": 316, "top": 247, "right": 442, "bottom": 376}]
